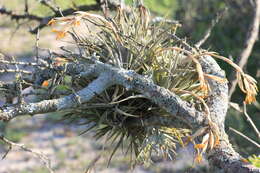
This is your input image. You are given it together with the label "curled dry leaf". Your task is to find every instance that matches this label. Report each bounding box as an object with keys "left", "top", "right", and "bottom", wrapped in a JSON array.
[
  {"left": 207, "top": 52, "right": 258, "bottom": 104},
  {"left": 243, "top": 74, "right": 258, "bottom": 104}
]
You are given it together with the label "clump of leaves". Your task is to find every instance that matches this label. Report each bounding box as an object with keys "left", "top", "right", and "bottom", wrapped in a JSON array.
[
  {"left": 247, "top": 155, "right": 260, "bottom": 168},
  {"left": 47, "top": 2, "right": 258, "bottom": 166}
]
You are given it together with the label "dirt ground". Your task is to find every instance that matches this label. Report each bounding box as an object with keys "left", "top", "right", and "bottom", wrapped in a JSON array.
[{"left": 0, "top": 115, "right": 208, "bottom": 173}]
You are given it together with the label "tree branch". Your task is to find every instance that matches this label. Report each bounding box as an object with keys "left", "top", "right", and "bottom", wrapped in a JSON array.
[
  {"left": 0, "top": 1, "right": 122, "bottom": 34},
  {"left": 0, "top": 135, "right": 54, "bottom": 173},
  {"left": 0, "top": 58, "right": 206, "bottom": 127},
  {"left": 0, "top": 52, "right": 259, "bottom": 172},
  {"left": 0, "top": 72, "right": 112, "bottom": 121},
  {"left": 0, "top": 52, "right": 229, "bottom": 128},
  {"left": 229, "top": 127, "right": 260, "bottom": 148},
  {"left": 0, "top": 6, "right": 42, "bottom": 21},
  {"left": 1, "top": 1, "right": 259, "bottom": 169}
]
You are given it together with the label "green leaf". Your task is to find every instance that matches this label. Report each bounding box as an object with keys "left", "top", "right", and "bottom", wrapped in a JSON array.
[
  {"left": 55, "top": 85, "right": 71, "bottom": 91},
  {"left": 248, "top": 155, "right": 260, "bottom": 168}
]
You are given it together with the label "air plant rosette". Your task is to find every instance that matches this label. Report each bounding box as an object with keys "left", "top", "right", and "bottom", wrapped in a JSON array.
[{"left": 45, "top": 3, "right": 258, "bottom": 166}]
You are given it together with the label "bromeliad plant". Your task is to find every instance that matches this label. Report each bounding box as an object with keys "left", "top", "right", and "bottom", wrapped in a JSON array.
[
  {"left": 0, "top": 2, "right": 258, "bottom": 171},
  {"left": 44, "top": 3, "right": 258, "bottom": 165}
]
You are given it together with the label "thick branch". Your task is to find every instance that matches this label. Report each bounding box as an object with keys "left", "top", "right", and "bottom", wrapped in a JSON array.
[
  {"left": 0, "top": 73, "right": 112, "bottom": 121},
  {"left": 209, "top": 141, "right": 260, "bottom": 173},
  {"left": 165, "top": 32, "right": 259, "bottom": 171},
  {"left": 199, "top": 57, "right": 259, "bottom": 173},
  {"left": 85, "top": 59, "right": 207, "bottom": 127},
  {"left": 0, "top": 58, "right": 206, "bottom": 127},
  {"left": 111, "top": 65, "right": 206, "bottom": 127}
]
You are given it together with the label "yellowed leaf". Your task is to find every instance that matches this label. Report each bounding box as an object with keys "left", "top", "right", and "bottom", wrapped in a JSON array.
[
  {"left": 194, "top": 143, "right": 205, "bottom": 149},
  {"left": 52, "top": 29, "right": 67, "bottom": 40},
  {"left": 240, "top": 158, "right": 249, "bottom": 163},
  {"left": 214, "top": 134, "right": 220, "bottom": 147},
  {"left": 47, "top": 19, "right": 56, "bottom": 26},
  {"left": 195, "top": 154, "right": 203, "bottom": 164},
  {"left": 42, "top": 80, "right": 49, "bottom": 87}
]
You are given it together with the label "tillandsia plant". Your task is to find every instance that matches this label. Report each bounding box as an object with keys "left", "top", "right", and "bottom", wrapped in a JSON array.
[
  {"left": 0, "top": 1, "right": 259, "bottom": 172},
  {"left": 44, "top": 3, "right": 258, "bottom": 166}
]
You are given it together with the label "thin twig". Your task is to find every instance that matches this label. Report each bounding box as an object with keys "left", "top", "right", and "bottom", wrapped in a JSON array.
[
  {"left": 229, "top": 127, "right": 260, "bottom": 148},
  {"left": 0, "top": 59, "right": 46, "bottom": 69},
  {"left": 0, "top": 59, "right": 38, "bottom": 66},
  {"left": 167, "top": 32, "right": 193, "bottom": 51},
  {"left": 40, "top": 0, "right": 59, "bottom": 14},
  {"left": 24, "top": 0, "right": 28, "bottom": 14},
  {"left": 243, "top": 102, "right": 260, "bottom": 139},
  {"left": 195, "top": 7, "right": 228, "bottom": 48},
  {"left": 151, "top": 17, "right": 180, "bottom": 25}
]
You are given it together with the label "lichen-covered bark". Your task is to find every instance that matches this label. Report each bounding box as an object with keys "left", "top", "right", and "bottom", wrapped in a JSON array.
[
  {"left": 209, "top": 141, "right": 260, "bottom": 173},
  {"left": 0, "top": 73, "right": 113, "bottom": 121}
]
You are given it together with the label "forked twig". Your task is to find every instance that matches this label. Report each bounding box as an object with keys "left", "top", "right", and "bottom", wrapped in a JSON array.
[
  {"left": 0, "top": 135, "right": 54, "bottom": 173},
  {"left": 195, "top": 7, "right": 227, "bottom": 48}
]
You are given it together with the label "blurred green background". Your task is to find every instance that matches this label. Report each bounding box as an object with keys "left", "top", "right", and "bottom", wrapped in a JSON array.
[{"left": 0, "top": 0, "right": 259, "bottom": 171}]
